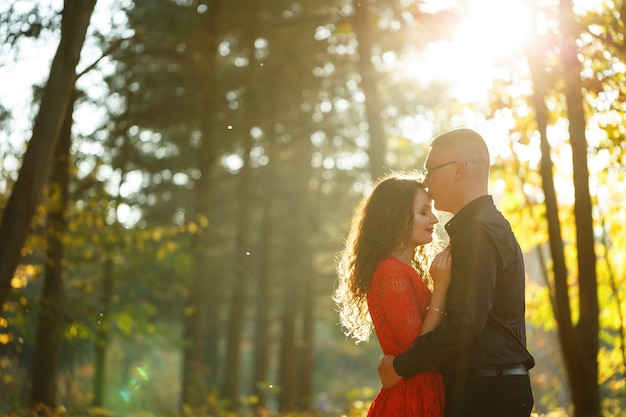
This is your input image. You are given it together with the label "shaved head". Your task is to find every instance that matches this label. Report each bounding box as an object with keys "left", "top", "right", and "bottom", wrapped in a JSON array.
[
  {"left": 430, "top": 128, "right": 490, "bottom": 177},
  {"left": 431, "top": 128, "right": 489, "bottom": 161},
  {"left": 424, "top": 128, "right": 491, "bottom": 213}
]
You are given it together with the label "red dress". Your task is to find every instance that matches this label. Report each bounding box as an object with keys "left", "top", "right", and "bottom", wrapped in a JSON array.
[{"left": 366, "top": 258, "right": 445, "bottom": 417}]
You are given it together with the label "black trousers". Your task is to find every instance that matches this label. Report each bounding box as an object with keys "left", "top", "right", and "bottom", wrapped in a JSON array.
[{"left": 442, "top": 372, "right": 534, "bottom": 417}]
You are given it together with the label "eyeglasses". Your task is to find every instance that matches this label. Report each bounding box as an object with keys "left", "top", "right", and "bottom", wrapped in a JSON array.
[{"left": 424, "top": 160, "right": 457, "bottom": 179}]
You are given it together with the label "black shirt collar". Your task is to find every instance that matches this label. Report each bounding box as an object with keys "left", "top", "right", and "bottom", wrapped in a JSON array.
[{"left": 445, "top": 195, "right": 494, "bottom": 239}]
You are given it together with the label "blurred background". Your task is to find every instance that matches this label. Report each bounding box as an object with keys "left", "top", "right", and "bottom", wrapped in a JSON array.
[{"left": 0, "top": 0, "right": 624, "bottom": 416}]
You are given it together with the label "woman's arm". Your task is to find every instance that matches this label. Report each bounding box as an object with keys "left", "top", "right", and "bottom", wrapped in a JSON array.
[{"left": 421, "top": 247, "right": 451, "bottom": 334}]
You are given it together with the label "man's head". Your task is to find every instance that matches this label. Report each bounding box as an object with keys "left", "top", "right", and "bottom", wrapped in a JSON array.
[{"left": 423, "top": 128, "right": 490, "bottom": 214}]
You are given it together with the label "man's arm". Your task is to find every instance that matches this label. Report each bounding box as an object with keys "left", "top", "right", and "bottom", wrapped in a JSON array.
[{"left": 389, "top": 226, "right": 499, "bottom": 378}]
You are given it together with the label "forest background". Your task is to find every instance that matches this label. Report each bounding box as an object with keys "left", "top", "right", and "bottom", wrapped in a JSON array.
[{"left": 0, "top": 0, "right": 624, "bottom": 416}]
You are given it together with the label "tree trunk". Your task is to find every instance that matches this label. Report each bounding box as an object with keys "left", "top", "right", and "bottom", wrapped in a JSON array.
[
  {"left": 527, "top": 29, "right": 577, "bottom": 408},
  {"left": 180, "top": 159, "right": 216, "bottom": 407},
  {"left": 30, "top": 90, "right": 74, "bottom": 408},
  {"left": 296, "top": 173, "right": 316, "bottom": 410},
  {"left": 93, "top": 254, "right": 114, "bottom": 407},
  {"left": 181, "top": 268, "right": 209, "bottom": 408},
  {"left": 252, "top": 160, "right": 274, "bottom": 409},
  {"left": 205, "top": 238, "right": 221, "bottom": 391},
  {"left": 180, "top": 0, "right": 222, "bottom": 408},
  {"left": 220, "top": 135, "right": 253, "bottom": 409},
  {"left": 278, "top": 190, "right": 300, "bottom": 412},
  {"left": 278, "top": 268, "right": 298, "bottom": 413},
  {"left": 559, "top": 1, "right": 600, "bottom": 415},
  {"left": 0, "top": 0, "right": 96, "bottom": 311},
  {"left": 239, "top": 2, "right": 274, "bottom": 409},
  {"left": 527, "top": 1, "right": 601, "bottom": 414},
  {"left": 352, "top": 0, "right": 387, "bottom": 181},
  {"left": 297, "top": 268, "right": 314, "bottom": 410},
  {"left": 278, "top": 130, "right": 316, "bottom": 411}
]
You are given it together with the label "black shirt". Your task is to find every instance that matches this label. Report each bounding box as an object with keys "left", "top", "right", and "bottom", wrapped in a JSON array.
[{"left": 394, "top": 195, "right": 534, "bottom": 376}]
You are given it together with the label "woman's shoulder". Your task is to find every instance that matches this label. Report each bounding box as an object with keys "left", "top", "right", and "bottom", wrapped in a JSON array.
[
  {"left": 375, "top": 257, "right": 416, "bottom": 275},
  {"left": 370, "top": 258, "right": 417, "bottom": 295}
]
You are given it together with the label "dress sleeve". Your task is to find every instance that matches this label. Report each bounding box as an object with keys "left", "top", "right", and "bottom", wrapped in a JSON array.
[{"left": 368, "top": 260, "right": 428, "bottom": 353}]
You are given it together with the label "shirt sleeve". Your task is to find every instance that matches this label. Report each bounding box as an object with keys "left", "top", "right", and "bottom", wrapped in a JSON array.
[{"left": 394, "top": 224, "right": 498, "bottom": 377}]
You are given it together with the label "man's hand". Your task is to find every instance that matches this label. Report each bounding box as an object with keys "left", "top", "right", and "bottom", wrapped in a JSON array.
[{"left": 378, "top": 355, "right": 402, "bottom": 389}]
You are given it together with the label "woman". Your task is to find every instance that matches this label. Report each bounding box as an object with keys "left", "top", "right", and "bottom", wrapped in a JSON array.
[{"left": 334, "top": 172, "right": 450, "bottom": 417}]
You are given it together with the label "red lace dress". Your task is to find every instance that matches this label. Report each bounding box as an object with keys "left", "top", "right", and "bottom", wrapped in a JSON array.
[{"left": 366, "top": 258, "right": 445, "bottom": 417}]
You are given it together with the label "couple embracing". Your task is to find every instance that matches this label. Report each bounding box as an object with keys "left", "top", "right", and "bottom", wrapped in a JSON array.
[{"left": 334, "top": 128, "right": 535, "bottom": 417}]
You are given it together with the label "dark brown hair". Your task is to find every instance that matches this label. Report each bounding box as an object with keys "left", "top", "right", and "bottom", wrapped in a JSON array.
[{"left": 333, "top": 171, "right": 440, "bottom": 342}]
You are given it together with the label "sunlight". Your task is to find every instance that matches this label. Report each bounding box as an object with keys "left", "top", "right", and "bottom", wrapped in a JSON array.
[
  {"left": 458, "top": 0, "right": 534, "bottom": 59},
  {"left": 400, "top": 0, "right": 535, "bottom": 102}
]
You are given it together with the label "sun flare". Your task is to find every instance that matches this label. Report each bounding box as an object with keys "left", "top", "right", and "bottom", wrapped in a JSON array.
[
  {"left": 458, "top": 0, "right": 535, "bottom": 59},
  {"left": 400, "top": 0, "right": 535, "bottom": 102}
]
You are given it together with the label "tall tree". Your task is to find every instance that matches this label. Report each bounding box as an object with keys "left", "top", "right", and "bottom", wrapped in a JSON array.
[
  {"left": 526, "top": 10, "right": 575, "bottom": 409},
  {"left": 92, "top": 232, "right": 114, "bottom": 407},
  {"left": 352, "top": 0, "right": 387, "bottom": 181},
  {"left": 0, "top": 0, "right": 96, "bottom": 311},
  {"left": 252, "top": 150, "right": 275, "bottom": 410},
  {"left": 220, "top": 134, "right": 253, "bottom": 409},
  {"left": 180, "top": 0, "right": 223, "bottom": 408},
  {"left": 105, "top": 0, "right": 229, "bottom": 408},
  {"left": 523, "top": 1, "right": 602, "bottom": 414},
  {"left": 276, "top": 110, "right": 321, "bottom": 414},
  {"left": 297, "top": 216, "right": 315, "bottom": 411},
  {"left": 248, "top": 10, "right": 275, "bottom": 412},
  {"left": 278, "top": 267, "right": 298, "bottom": 412},
  {"left": 558, "top": 0, "right": 600, "bottom": 414},
  {"left": 30, "top": 89, "right": 74, "bottom": 408}
]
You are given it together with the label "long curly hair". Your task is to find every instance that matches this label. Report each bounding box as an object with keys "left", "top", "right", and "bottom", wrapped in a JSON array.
[{"left": 333, "top": 172, "right": 442, "bottom": 343}]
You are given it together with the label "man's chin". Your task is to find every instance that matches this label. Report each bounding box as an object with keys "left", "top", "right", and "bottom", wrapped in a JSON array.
[{"left": 434, "top": 202, "right": 452, "bottom": 214}]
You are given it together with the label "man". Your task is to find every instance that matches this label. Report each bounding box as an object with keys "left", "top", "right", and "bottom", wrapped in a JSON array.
[{"left": 378, "top": 128, "right": 535, "bottom": 417}]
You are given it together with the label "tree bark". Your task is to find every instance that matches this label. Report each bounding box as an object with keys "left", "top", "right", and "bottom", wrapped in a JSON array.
[
  {"left": 93, "top": 252, "right": 114, "bottom": 407},
  {"left": 180, "top": 0, "right": 222, "bottom": 409},
  {"left": 30, "top": 89, "right": 74, "bottom": 408},
  {"left": 527, "top": 1, "right": 601, "bottom": 415},
  {"left": 527, "top": 29, "right": 578, "bottom": 408},
  {"left": 352, "top": 0, "right": 387, "bottom": 181},
  {"left": 252, "top": 160, "right": 273, "bottom": 409},
  {"left": 297, "top": 268, "right": 314, "bottom": 410},
  {"left": 296, "top": 162, "right": 316, "bottom": 410},
  {"left": 0, "top": 0, "right": 96, "bottom": 311},
  {"left": 278, "top": 267, "right": 298, "bottom": 413},
  {"left": 220, "top": 135, "right": 252, "bottom": 410},
  {"left": 559, "top": 2, "right": 600, "bottom": 415},
  {"left": 277, "top": 128, "right": 316, "bottom": 412}
]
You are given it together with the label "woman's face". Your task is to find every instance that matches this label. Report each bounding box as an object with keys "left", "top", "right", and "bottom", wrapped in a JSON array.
[{"left": 408, "top": 188, "right": 439, "bottom": 247}]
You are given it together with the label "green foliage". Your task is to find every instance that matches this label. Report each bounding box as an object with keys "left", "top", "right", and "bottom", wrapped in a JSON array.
[{"left": 1, "top": 0, "right": 626, "bottom": 415}]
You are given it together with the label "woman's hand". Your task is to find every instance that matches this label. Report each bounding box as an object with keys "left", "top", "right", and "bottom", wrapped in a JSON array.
[
  {"left": 421, "top": 246, "right": 452, "bottom": 334},
  {"left": 430, "top": 246, "right": 452, "bottom": 293}
]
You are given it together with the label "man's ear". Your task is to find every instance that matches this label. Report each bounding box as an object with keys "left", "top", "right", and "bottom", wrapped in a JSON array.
[{"left": 453, "top": 160, "right": 467, "bottom": 181}]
